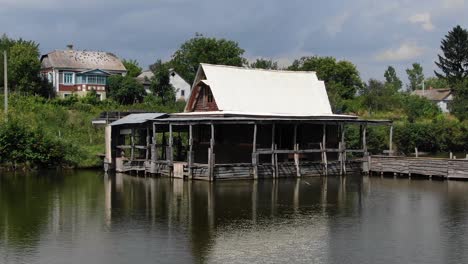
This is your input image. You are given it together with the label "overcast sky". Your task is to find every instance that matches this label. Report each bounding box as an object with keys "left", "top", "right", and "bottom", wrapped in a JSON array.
[{"left": 1, "top": 0, "right": 467, "bottom": 83}]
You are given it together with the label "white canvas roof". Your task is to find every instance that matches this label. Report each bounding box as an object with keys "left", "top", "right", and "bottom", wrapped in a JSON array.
[{"left": 187, "top": 64, "right": 333, "bottom": 116}]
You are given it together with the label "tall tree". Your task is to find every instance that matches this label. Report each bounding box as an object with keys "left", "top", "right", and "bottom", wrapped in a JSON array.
[
  {"left": 360, "top": 79, "right": 400, "bottom": 113},
  {"left": 424, "top": 77, "right": 449, "bottom": 89},
  {"left": 288, "top": 56, "right": 363, "bottom": 111},
  {"left": 435, "top": 25, "right": 468, "bottom": 85},
  {"left": 250, "top": 58, "right": 278, "bottom": 70},
  {"left": 384, "top": 66, "right": 402, "bottom": 91},
  {"left": 170, "top": 34, "right": 247, "bottom": 84},
  {"left": 122, "top": 59, "right": 142, "bottom": 78},
  {"left": 150, "top": 60, "right": 176, "bottom": 105},
  {"left": 107, "top": 75, "right": 146, "bottom": 105},
  {"left": 406, "top": 63, "right": 425, "bottom": 91}
]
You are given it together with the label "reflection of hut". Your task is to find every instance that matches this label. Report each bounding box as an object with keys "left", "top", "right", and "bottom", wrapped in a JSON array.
[{"left": 105, "top": 64, "right": 392, "bottom": 180}]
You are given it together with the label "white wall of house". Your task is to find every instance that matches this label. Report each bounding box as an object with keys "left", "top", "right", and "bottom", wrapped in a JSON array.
[
  {"left": 169, "top": 71, "right": 191, "bottom": 101},
  {"left": 437, "top": 94, "right": 453, "bottom": 113}
]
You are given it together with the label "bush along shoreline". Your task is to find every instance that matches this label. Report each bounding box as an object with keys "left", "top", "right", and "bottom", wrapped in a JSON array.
[{"left": 0, "top": 94, "right": 185, "bottom": 170}]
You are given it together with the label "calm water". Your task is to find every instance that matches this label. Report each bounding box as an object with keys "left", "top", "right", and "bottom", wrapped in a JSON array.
[{"left": 1, "top": 171, "right": 468, "bottom": 264}]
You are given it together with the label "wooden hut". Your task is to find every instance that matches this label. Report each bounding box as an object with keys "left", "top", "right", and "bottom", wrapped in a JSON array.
[{"left": 105, "top": 64, "right": 392, "bottom": 180}]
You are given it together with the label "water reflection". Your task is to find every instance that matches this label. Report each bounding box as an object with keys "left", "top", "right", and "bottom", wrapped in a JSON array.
[{"left": 1, "top": 171, "right": 468, "bottom": 263}]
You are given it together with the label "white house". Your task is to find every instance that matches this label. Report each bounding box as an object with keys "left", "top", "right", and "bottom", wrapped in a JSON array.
[
  {"left": 412, "top": 88, "right": 453, "bottom": 113},
  {"left": 136, "top": 69, "right": 191, "bottom": 101}
]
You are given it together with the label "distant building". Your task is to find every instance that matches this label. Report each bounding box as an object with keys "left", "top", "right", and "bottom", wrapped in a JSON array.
[
  {"left": 412, "top": 88, "right": 453, "bottom": 113},
  {"left": 136, "top": 69, "right": 191, "bottom": 101},
  {"left": 40, "top": 45, "right": 127, "bottom": 100}
]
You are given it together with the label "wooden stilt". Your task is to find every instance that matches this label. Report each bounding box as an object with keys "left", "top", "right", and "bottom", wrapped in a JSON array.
[
  {"left": 271, "top": 123, "right": 276, "bottom": 178},
  {"left": 252, "top": 123, "right": 258, "bottom": 179},
  {"left": 169, "top": 124, "right": 174, "bottom": 177},
  {"left": 208, "top": 123, "right": 215, "bottom": 181},
  {"left": 130, "top": 128, "right": 135, "bottom": 160},
  {"left": 293, "top": 124, "right": 301, "bottom": 177},
  {"left": 188, "top": 124, "right": 193, "bottom": 179},
  {"left": 145, "top": 126, "right": 150, "bottom": 160},
  {"left": 322, "top": 124, "right": 328, "bottom": 176},
  {"left": 389, "top": 125, "right": 394, "bottom": 156}
]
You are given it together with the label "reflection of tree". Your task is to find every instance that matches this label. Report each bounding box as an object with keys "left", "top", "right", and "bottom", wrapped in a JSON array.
[{"left": 0, "top": 170, "right": 105, "bottom": 251}]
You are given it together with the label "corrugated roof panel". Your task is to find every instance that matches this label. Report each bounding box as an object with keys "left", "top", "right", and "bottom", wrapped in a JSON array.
[{"left": 110, "top": 113, "right": 166, "bottom": 126}]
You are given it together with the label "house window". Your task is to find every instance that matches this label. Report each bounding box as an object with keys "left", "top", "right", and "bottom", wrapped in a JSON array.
[
  {"left": 48, "top": 73, "right": 53, "bottom": 83},
  {"left": 86, "top": 75, "right": 106, "bottom": 85},
  {"left": 63, "top": 72, "right": 74, "bottom": 85},
  {"left": 181, "top": 90, "right": 185, "bottom": 97}
]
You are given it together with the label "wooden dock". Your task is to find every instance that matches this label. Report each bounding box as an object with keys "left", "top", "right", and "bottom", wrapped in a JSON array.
[{"left": 369, "top": 155, "right": 468, "bottom": 179}]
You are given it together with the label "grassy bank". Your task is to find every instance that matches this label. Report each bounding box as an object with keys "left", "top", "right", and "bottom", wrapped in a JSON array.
[{"left": 0, "top": 94, "right": 184, "bottom": 169}]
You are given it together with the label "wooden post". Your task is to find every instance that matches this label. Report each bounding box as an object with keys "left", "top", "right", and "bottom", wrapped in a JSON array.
[
  {"left": 271, "top": 123, "right": 276, "bottom": 178},
  {"left": 389, "top": 125, "right": 394, "bottom": 156},
  {"left": 130, "top": 128, "right": 135, "bottom": 160},
  {"left": 145, "top": 126, "right": 150, "bottom": 160},
  {"left": 340, "top": 124, "right": 345, "bottom": 176},
  {"left": 208, "top": 123, "right": 215, "bottom": 181},
  {"left": 167, "top": 124, "right": 174, "bottom": 177},
  {"left": 322, "top": 124, "right": 328, "bottom": 176},
  {"left": 293, "top": 124, "right": 300, "bottom": 177},
  {"left": 188, "top": 124, "right": 193, "bottom": 179},
  {"left": 415, "top": 147, "right": 419, "bottom": 158},
  {"left": 252, "top": 123, "right": 258, "bottom": 179},
  {"left": 450, "top": 152, "right": 453, "bottom": 159},
  {"left": 152, "top": 123, "right": 157, "bottom": 162},
  {"left": 362, "top": 124, "right": 368, "bottom": 173}
]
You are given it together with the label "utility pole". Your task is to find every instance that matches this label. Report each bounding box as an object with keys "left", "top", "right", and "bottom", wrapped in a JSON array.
[{"left": 3, "top": 50, "right": 7, "bottom": 118}]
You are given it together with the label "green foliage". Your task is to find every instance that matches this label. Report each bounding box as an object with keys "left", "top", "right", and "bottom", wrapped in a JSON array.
[
  {"left": 425, "top": 77, "right": 449, "bottom": 89},
  {"left": 149, "top": 60, "right": 176, "bottom": 104},
  {"left": 0, "top": 119, "right": 76, "bottom": 168},
  {"left": 288, "top": 56, "right": 363, "bottom": 112},
  {"left": 394, "top": 118, "right": 468, "bottom": 154},
  {"left": 170, "top": 34, "right": 247, "bottom": 84},
  {"left": 107, "top": 75, "right": 146, "bottom": 105},
  {"left": 450, "top": 79, "right": 468, "bottom": 120},
  {"left": 406, "top": 63, "right": 424, "bottom": 91},
  {"left": 0, "top": 34, "right": 52, "bottom": 97},
  {"left": 359, "top": 79, "right": 401, "bottom": 113},
  {"left": 384, "top": 66, "right": 402, "bottom": 91},
  {"left": 122, "top": 59, "right": 142, "bottom": 78},
  {"left": 435, "top": 25, "right": 468, "bottom": 85},
  {"left": 250, "top": 58, "right": 278, "bottom": 70},
  {"left": 401, "top": 94, "right": 441, "bottom": 122}
]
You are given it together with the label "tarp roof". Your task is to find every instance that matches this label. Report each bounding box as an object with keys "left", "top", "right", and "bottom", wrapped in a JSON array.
[
  {"left": 110, "top": 113, "right": 166, "bottom": 126},
  {"left": 186, "top": 64, "right": 333, "bottom": 116}
]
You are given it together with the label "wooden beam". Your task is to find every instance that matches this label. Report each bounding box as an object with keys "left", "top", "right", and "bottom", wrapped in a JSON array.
[
  {"left": 145, "top": 126, "right": 150, "bottom": 161},
  {"left": 271, "top": 123, "right": 276, "bottom": 178},
  {"left": 152, "top": 123, "right": 158, "bottom": 162},
  {"left": 293, "top": 124, "right": 301, "bottom": 177},
  {"left": 252, "top": 123, "right": 258, "bottom": 179},
  {"left": 130, "top": 128, "right": 135, "bottom": 160},
  {"left": 208, "top": 123, "right": 215, "bottom": 181},
  {"left": 322, "top": 124, "right": 328, "bottom": 176},
  {"left": 389, "top": 125, "right": 394, "bottom": 156},
  {"left": 341, "top": 124, "right": 346, "bottom": 175},
  {"left": 169, "top": 124, "right": 173, "bottom": 164},
  {"left": 188, "top": 124, "right": 193, "bottom": 179}
]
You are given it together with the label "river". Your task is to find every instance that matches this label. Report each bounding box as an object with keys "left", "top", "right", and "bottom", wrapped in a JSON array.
[{"left": 1, "top": 171, "right": 468, "bottom": 264}]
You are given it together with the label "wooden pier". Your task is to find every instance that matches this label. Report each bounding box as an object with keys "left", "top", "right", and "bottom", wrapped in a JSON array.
[{"left": 369, "top": 155, "right": 468, "bottom": 180}]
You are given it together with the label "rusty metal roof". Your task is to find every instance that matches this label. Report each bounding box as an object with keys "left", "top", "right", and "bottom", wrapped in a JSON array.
[{"left": 41, "top": 50, "right": 127, "bottom": 72}]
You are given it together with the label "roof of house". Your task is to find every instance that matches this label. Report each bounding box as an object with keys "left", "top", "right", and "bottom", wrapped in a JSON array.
[
  {"left": 186, "top": 63, "right": 334, "bottom": 116},
  {"left": 412, "top": 88, "right": 452, "bottom": 101},
  {"left": 136, "top": 70, "right": 153, "bottom": 84},
  {"left": 110, "top": 113, "right": 166, "bottom": 126},
  {"left": 41, "top": 50, "right": 126, "bottom": 72}
]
